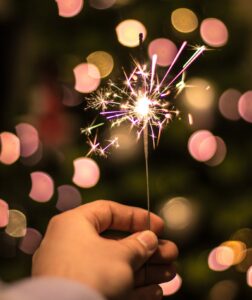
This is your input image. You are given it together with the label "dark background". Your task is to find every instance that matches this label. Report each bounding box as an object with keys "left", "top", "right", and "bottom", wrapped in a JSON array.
[{"left": 0, "top": 0, "right": 252, "bottom": 299}]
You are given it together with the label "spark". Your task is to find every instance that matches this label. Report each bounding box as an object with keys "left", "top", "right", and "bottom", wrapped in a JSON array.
[{"left": 83, "top": 42, "right": 206, "bottom": 156}]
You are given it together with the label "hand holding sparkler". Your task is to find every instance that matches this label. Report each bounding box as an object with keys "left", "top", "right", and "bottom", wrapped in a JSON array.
[
  {"left": 32, "top": 200, "right": 178, "bottom": 300},
  {"left": 82, "top": 40, "right": 205, "bottom": 231}
]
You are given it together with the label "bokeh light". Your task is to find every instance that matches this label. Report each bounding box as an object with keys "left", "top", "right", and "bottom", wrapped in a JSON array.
[
  {"left": 109, "top": 127, "right": 139, "bottom": 160},
  {"left": 221, "top": 241, "right": 247, "bottom": 265},
  {"left": 74, "top": 63, "right": 101, "bottom": 93},
  {"left": 116, "top": 19, "right": 147, "bottom": 47},
  {"left": 247, "top": 266, "right": 252, "bottom": 287},
  {"left": 171, "top": 8, "right": 198, "bottom": 33},
  {"left": 55, "top": 0, "right": 84, "bottom": 18},
  {"left": 56, "top": 185, "right": 82, "bottom": 211},
  {"left": 238, "top": 91, "right": 252, "bottom": 123},
  {"left": 148, "top": 38, "right": 177, "bottom": 67},
  {"left": 161, "top": 197, "right": 193, "bottom": 230},
  {"left": 231, "top": 228, "right": 252, "bottom": 248},
  {"left": 159, "top": 274, "right": 182, "bottom": 296},
  {"left": 61, "top": 84, "right": 82, "bottom": 107},
  {"left": 19, "top": 228, "right": 42, "bottom": 255},
  {"left": 184, "top": 78, "right": 215, "bottom": 110},
  {"left": 219, "top": 89, "right": 241, "bottom": 121},
  {"left": 188, "top": 130, "right": 217, "bottom": 162},
  {"left": 87, "top": 51, "right": 114, "bottom": 78},
  {"left": 29, "top": 171, "right": 54, "bottom": 202},
  {"left": 0, "top": 132, "right": 20, "bottom": 165},
  {"left": 5, "top": 210, "right": 27, "bottom": 238},
  {"left": 15, "top": 123, "right": 39, "bottom": 157},
  {"left": 236, "top": 248, "right": 252, "bottom": 272},
  {"left": 208, "top": 246, "right": 234, "bottom": 271},
  {"left": 72, "top": 157, "right": 100, "bottom": 188},
  {"left": 20, "top": 142, "right": 43, "bottom": 166},
  {"left": 0, "top": 199, "right": 9, "bottom": 228},
  {"left": 89, "top": 0, "right": 116, "bottom": 10},
  {"left": 115, "top": 0, "right": 135, "bottom": 6},
  {"left": 200, "top": 18, "right": 229, "bottom": 47},
  {"left": 206, "top": 136, "right": 227, "bottom": 166},
  {"left": 209, "top": 280, "right": 239, "bottom": 300}
]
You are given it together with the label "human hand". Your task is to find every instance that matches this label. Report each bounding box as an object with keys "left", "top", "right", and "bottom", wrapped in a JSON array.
[{"left": 32, "top": 200, "right": 178, "bottom": 300}]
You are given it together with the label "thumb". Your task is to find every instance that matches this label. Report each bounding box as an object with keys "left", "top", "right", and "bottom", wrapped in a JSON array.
[{"left": 120, "top": 230, "right": 158, "bottom": 271}]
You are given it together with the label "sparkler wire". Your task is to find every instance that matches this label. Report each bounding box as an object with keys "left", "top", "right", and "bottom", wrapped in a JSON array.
[
  {"left": 83, "top": 39, "right": 205, "bottom": 235},
  {"left": 144, "top": 126, "right": 151, "bottom": 230}
]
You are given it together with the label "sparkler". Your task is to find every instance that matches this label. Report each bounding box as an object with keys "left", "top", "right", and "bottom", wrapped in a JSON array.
[{"left": 82, "top": 39, "right": 205, "bottom": 229}]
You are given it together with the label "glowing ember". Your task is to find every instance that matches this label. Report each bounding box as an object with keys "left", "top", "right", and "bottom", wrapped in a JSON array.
[
  {"left": 15, "top": 123, "right": 39, "bottom": 157},
  {"left": 116, "top": 19, "right": 147, "bottom": 47},
  {"left": 0, "top": 199, "right": 9, "bottom": 228},
  {"left": 74, "top": 63, "right": 101, "bottom": 93},
  {"left": 29, "top": 172, "right": 54, "bottom": 202},
  {"left": 148, "top": 38, "right": 178, "bottom": 67},
  {"left": 159, "top": 274, "right": 182, "bottom": 296},
  {"left": 19, "top": 228, "right": 42, "bottom": 255},
  {"left": 55, "top": 0, "right": 84, "bottom": 18},
  {"left": 5, "top": 210, "right": 27, "bottom": 238},
  {"left": 200, "top": 18, "right": 229, "bottom": 47},
  {"left": 0, "top": 132, "right": 20, "bottom": 165},
  {"left": 56, "top": 185, "right": 82, "bottom": 211},
  {"left": 72, "top": 157, "right": 100, "bottom": 188}
]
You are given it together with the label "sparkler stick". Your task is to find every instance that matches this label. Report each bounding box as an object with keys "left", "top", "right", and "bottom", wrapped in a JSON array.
[
  {"left": 138, "top": 33, "right": 152, "bottom": 230},
  {"left": 83, "top": 38, "right": 205, "bottom": 232}
]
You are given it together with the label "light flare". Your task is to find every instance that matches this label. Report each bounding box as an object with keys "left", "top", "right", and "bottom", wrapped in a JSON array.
[{"left": 83, "top": 42, "right": 206, "bottom": 156}]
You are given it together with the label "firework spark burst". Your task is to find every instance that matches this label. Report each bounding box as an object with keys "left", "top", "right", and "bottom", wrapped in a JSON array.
[
  {"left": 82, "top": 40, "right": 205, "bottom": 230},
  {"left": 82, "top": 42, "right": 205, "bottom": 157}
]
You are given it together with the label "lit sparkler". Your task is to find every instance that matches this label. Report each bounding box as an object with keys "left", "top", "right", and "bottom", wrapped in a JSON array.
[{"left": 82, "top": 40, "right": 205, "bottom": 229}]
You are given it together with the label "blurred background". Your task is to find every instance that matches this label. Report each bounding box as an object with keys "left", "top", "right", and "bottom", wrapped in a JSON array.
[{"left": 0, "top": 0, "right": 252, "bottom": 299}]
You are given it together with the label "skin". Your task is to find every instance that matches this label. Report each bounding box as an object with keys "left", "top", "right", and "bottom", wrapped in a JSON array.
[{"left": 32, "top": 200, "right": 178, "bottom": 300}]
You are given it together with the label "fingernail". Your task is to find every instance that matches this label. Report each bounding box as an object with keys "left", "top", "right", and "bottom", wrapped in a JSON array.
[{"left": 137, "top": 230, "right": 158, "bottom": 251}]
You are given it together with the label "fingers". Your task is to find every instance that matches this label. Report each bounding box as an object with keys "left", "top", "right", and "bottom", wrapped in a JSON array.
[
  {"left": 101, "top": 233, "right": 179, "bottom": 264},
  {"left": 149, "top": 239, "right": 179, "bottom": 264},
  {"left": 120, "top": 230, "right": 159, "bottom": 270},
  {"left": 134, "top": 264, "right": 176, "bottom": 287},
  {"left": 128, "top": 285, "right": 163, "bottom": 300},
  {"left": 76, "top": 200, "right": 164, "bottom": 234}
]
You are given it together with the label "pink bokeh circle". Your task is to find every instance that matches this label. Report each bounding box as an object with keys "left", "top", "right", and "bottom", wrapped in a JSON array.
[
  {"left": 148, "top": 38, "right": 178, "bottom": 67},
  {"left": 200, "top": 18, "right": 228, "bottom": 47},
  {"left": 238, "top": 91, "right": 252, "bottom": 123},
  {"left": 188, "top": 130, "right": 217, "bottom": 162}
]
